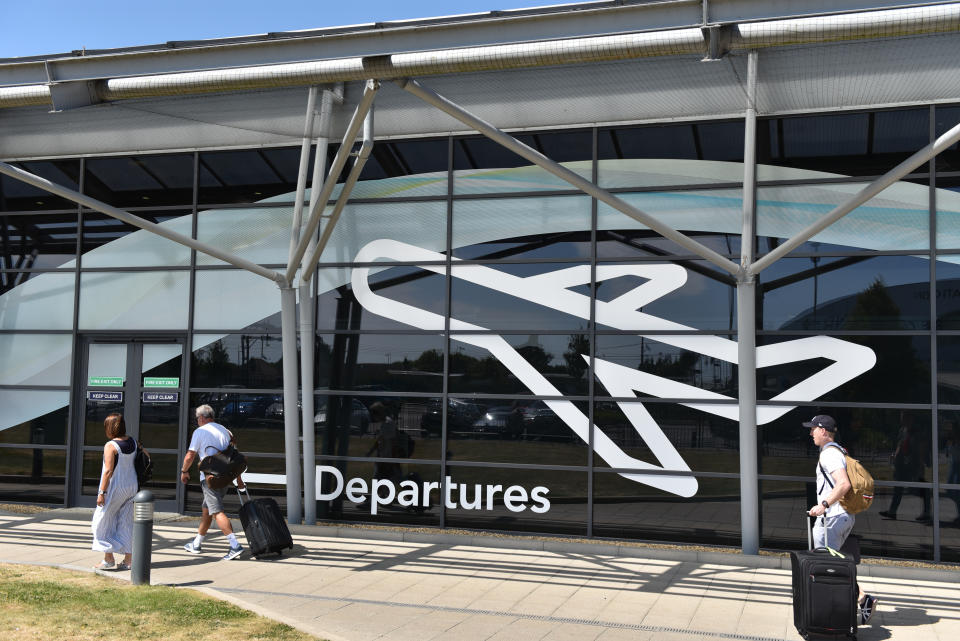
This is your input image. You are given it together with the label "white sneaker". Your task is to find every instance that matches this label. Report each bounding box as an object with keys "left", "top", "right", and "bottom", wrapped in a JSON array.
[
  {"left": 183, "top": 541, "right": 202, "bottom": 554},
  {"left": 222, "top": 545, "right": 243, "bottom": 561}
]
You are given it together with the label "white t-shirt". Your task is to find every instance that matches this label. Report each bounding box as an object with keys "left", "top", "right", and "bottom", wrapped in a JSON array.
[
  {"left": 188, "top": 422, "right": 232, "bottom": 481},
  {"left": 816, "top": 442, "right": 848, "bottom": 518}
]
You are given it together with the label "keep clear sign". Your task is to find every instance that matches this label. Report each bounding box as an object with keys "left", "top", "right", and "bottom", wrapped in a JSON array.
[
  {"left": 87, "top": 390, "right": 123, "bottom": 402},
  {"left": 142, "top": 392, "right": 179, "bottom": 403}
]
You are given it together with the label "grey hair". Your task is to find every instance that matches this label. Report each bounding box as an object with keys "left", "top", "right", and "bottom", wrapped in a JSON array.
[{"left": 196, "top": 404, "right": 215, "bottom": 419}]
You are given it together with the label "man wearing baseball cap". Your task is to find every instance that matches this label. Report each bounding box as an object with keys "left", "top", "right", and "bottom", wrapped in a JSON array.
[{"left": 804, "top": 414, "right": 878, "bottom": 623}]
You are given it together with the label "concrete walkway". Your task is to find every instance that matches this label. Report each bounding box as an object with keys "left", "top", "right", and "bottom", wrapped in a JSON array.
[{"left": 1, "top": 508, "right": 958, "bottom": 641}]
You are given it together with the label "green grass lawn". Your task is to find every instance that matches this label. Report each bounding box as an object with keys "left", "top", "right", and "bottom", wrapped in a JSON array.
[{"left": 0, "top": 564, "right": 320, "bottom": 641}]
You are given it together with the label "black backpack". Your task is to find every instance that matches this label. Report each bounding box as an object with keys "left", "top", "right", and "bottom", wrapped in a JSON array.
[{"left": 134, "top": 439, "right": 153, "bottom": 489}]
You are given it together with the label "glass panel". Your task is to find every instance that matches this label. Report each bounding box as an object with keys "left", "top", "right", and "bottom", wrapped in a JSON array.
[
  {"left": 199, "top": 147, "right": 305, "bottom": 204},
  {"left": 314, "top": 200, "right": 448, "bottom": 264},
  {"left": 593, "top": 401, "right": 739, "bottom": 474},
  {"left": 193, "top": 270, "right": 281, "bottom": 331},
  {"left": 592, "top": 470, "right": 740, "bottom": 546},
  {"left": 761, "top": 255, "right": 932, "bottom": 331},
  {"left": 936, "top": 337, "right": 960, "bottom": 404},
  {"left": 594, "top": 335, "right": 736, "bottom": 397},
  {"left": 0, "top": 272, "right": 74, "bottom": 330},
  {"left": 450, "top": 262, "right": 590, "bottom": 331},
  {"left": 139, "top": 399, "right": 179, "bottom": 450},
  {"left": 598, "top": 121, "right": 744, "bottom": 188},
  {"left": 936, "top": 178, "right": 960, "bottom": 251},
  {"left": 935, "top": 105, "right": 960, "bottom": 173},
  {"left": 453, "top": 130, "right": 592, "bottom": 195},
  {"left": 309, "top": 460, "right": 442, "bottom": 527},
  {"left": 189, "top": 392, "right": 286, "bottom": 454},
  {"left": 935, "top": 258, "right": 960, "bottom": 328},
  {"left": 137, "top": 452, "right": 177, "bottom": 501},
  {"left": 757, "top": 335, "right": 930, "bottom": 404},
  {"left": 354, "top": 137, "right": 449, "bottom": 197},
  {"left": 0, "top": 396, "right": 68, "bottom": 445},
  {"left": 0, "top": 334, "right": 71, "bottom": 386},
  {"left": 0, "top": 160, "right": 80, "bottom": 212},
  {"left": 314, "top": 395, "right": 442, "bottom": 462},
  {"left": 2, "top": 212, "right": 78, "bottom": 268},
  {"left": 317, "top": 334, "right": 444, "bottom": 393},
  {"left": 452, "top": 196, "right": 591, "bottom": 259},
  {"left": 449, "top": 334, "right": 591, "bottom": 396},
  {"left": 760, "top": 407, "right": 932, "bottom": 483},
  {"left": 142, "top": 344, "right": 182, "bottom": 380},
  {"left": 444, "top": 398, "right": 587, "bottom": 465},
  {"left": 192, "top": 334, "right": 284, "bottom": 389},
  {"left": 88, "top": 343, "right": 127, "bottom": 383},
  {"left": 939, "top": 491, "right": 960, "bottom": 562},
  {"left": 84, "top": 395, "right": 124, "bottom": 447},
  {"left": 759, "top": 109, "right": 929, "bottom": 176},
  {"left": 596, "top": 189, "right": 744, "bottom": 258},
  {"left": 84, "top": 154, "right": 195, "bottom": 207},
  {"left": 445, "top": 466, "right": 587, "bottom": 536},
  {"left": 761, "top": 481, "right": 934, "bottom": 561},
  {"left": 79, "top": 271, "right": 189, "bottom": 330},
  {"left": 757, "top": 182, "right": 929, "bottom": 253},
  {"left": 81, "top": 209, "right": 192, "bottom": 267},
  {"left": 196, "top": 205, "right": 293, "bottom": 267},
  {"left": 0, "top": 448, "right": 66, "bottom": 504},
  {"left": 316, "top": 265, "right": 447, "bottom": 331},
  {"left": 594, "top": 263, "right": 736, "bottom": 331}
]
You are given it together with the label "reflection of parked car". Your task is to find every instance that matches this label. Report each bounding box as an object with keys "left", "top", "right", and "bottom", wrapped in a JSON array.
[
  {"left": 420, "top": 399, "right": 485, "bottom": 436},
  {"left": 314, "top": 399, "right": 370, "bottom": 435},
  {"left": 515, "top": 400, "right": 575, "bottom": 441},
  {"left": 221, "top": 400, "right": 256, "bottom": 418},
  {"left": 469, "top": 406, "right": 523, "bottom": 438}
]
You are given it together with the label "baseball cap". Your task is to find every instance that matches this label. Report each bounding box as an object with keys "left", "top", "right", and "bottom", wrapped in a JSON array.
[{"left": 802, "top": 414, "right": 837, "bottom": 432}]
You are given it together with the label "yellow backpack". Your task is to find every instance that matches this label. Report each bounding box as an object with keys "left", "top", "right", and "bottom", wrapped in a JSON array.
[{"left": 821, "top": 442, "right": 875, "bottom": 514}]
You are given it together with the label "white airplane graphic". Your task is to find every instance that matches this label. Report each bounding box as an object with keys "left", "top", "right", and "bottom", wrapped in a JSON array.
[{"left": 351, "top": 239, "right": 877, "bottom": 497}]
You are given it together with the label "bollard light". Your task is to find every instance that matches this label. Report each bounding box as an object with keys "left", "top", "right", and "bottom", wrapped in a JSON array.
[{"left": 132, "top": 490, "right": 154, "bottom": 585}]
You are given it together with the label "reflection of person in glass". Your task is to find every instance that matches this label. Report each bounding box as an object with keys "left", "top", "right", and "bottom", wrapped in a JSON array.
[
  {"left": 944, "top": 420, "right": 960, "bottom": 526},
  {"left": 366, "top": 402, "right": 402, "bottom": 483},
  {"left": 90, "top": 413, "right": 137, "bottom": 571},
  {"left": 879, "top": 412, "right": 931, "bottom": 521}
]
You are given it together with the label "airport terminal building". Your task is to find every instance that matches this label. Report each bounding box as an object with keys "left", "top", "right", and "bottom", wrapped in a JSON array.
[{"left": 2, "top": 1, "right": 960, "bottom": 563}]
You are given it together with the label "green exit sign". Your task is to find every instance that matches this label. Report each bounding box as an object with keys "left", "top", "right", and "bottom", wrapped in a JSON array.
[
  {"left": 143, "top": 377, "right": 179, "bottom": 388},
  {"left": 89, "top": 376, "right": 123, "bottom": 387}
]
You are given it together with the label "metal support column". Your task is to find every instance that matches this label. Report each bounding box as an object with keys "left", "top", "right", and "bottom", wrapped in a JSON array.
[
  {"left": 738, "top": 51, "right": 760, "bottom": 555},
  {"left": 301, "top": 86, "right": 337, "bottom": 524},
  {"left": 280, "top": 284, "right": 302, "bottom": 524}
]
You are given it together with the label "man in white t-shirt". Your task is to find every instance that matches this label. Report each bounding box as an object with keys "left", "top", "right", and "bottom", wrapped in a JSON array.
[
  {"left": 179, "top": 404, "right": 246, "bottom": 560},
  {"left": 804, "top": 414, "right": 878, "bottom": 624}
]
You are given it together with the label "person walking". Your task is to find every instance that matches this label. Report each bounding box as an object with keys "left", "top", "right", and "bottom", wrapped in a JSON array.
[
  {"left": 804, "top": 414, "right": 878, "bottom": 624},
  {"left": 180, "top": 404, "right": 245, "bottom": 560},
  {"left": 91, "top": 413, "right": 137, "bottom": 571}
]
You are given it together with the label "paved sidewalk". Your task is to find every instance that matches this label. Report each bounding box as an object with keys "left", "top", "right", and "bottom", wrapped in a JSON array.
[{"left": 1, "top": 508, "right": 958, "bottom": 641}]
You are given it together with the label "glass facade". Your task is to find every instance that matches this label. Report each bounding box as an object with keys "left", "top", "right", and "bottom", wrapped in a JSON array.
[{"left": 3, "top": 104, "right": 960, "bottom": 562}]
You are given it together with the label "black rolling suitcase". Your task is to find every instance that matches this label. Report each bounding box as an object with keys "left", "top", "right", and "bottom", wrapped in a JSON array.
[
  {"left": 790, "top": 516, "right": 858, "bottom": 640},
  {"left": 237, "top": 488, "right": 294, "bottom": 558}
]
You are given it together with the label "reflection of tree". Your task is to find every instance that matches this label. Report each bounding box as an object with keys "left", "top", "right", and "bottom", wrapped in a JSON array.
[
  {"left": 517, "top": 345, "right": 552, "bottom": 371},
  {"left": 564, "top": 333, "right": 589, "bottom": 381}
]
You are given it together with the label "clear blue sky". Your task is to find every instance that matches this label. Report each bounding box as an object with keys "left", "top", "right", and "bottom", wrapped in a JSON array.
[{"left": 0, "top": 0, "right": 554, "bottom": 58}]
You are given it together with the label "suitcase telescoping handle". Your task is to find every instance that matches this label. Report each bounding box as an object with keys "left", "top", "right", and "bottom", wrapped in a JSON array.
[{"left": 236, "top": 484, "right": 251, "bottom": 504}]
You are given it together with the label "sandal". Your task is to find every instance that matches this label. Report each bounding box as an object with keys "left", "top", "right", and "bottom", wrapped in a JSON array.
[
  {"left": 116, "top": 562, "right": 130, "bottom": 571},
  {"left": 93, "top": 560, "right": 116, "bottom": 571}
]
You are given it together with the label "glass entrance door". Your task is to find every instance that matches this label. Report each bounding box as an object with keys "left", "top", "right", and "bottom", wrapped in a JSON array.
[{"left": 74, "top": 337, "right": 185, "bottom": 511}]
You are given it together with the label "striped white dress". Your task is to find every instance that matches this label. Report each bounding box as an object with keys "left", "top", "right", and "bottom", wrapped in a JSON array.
[{"left": 90, "top": 438, "right": 138, "bottom": 554}]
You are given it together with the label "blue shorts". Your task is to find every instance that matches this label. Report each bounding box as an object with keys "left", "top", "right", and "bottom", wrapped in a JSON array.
[{"left": 813, "top": 512, "right": 855, "bottom": 550}]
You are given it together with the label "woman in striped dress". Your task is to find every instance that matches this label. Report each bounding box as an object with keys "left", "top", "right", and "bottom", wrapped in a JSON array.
[{"left": 91, "top": 413, "right": 138, "bottom": 570}]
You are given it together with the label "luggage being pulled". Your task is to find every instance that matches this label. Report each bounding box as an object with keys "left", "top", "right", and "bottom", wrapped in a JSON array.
[
  {"left": 790, "top": 517, "right": 858, "bottom": 640},
  {"left": 237, "top": 487, "right": 293, "bottom": 559}
]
